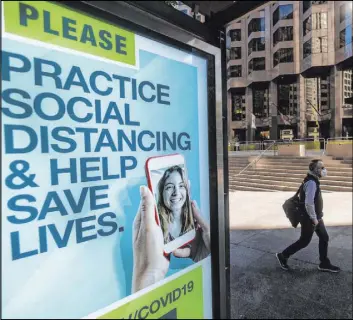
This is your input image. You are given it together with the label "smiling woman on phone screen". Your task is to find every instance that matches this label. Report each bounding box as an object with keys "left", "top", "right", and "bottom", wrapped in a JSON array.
[{"left": 157, "top": 165, "right": 194, "bottom": 244}]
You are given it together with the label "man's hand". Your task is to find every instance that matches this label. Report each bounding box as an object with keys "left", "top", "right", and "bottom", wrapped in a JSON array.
[
  {"left": 132, "top": 186, "right": 169, "bottom": 293},
  {"left": 312, "top": 218, "right": 319, "bottom": 226}
]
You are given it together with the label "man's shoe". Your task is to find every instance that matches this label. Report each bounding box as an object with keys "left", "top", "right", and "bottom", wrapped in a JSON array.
[
  {"left": 276, "top": 253, "right": 289, "bottom": 271},
  {"left": 318, "top": 262, "right": 340, "bottom": 273}
]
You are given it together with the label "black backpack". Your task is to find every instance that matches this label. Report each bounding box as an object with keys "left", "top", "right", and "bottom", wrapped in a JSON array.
[{"left": 282, "top": 183, "right": 304, "bottom": 228}]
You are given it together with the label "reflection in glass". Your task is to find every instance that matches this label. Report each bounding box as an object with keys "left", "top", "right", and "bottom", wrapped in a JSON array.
[
  {"left": 273, "top": 48, "right": 294, "bottom": 67},
  {"left": 231, "top": 93, "right": 246, "bottom": 121},
  {"left": 273, "top": 4, "right": 293, "bottom": 26},
  {"left": 248, "top": 57, "right": 266, "bottom": 74},
  {"left": 253, "top": 86, "right": 269, "bottom": 118},
  {"left": 231, "top": 47, "right": 242, "bottom": 60},
  {"left": 248, "top": 37, "right": 265, "bottom": 55},
  {"left": 278, "top": 83, "right": 298, "bottom": 116},
  {"left": 227, "top": 65, "right": 242, "bottom": 79},
  {"left": 248, "top": 18, "right": 265, "bottom": 36},
  {"left": 229, "top": 29, "right": 241, "bottom": 41},
  {"left": 340, "top": 26, "right": 353, "bottom": 48},
  {"left": 273, "top": 27, "right": 293, "bottom": 46}
]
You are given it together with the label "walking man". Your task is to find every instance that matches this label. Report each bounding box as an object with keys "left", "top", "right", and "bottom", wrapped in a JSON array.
[{"left": 276, "top": 160, "right": 340, "bottom": 272}]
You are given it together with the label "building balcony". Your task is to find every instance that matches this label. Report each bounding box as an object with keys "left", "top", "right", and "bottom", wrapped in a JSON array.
[
  {"left": 228, "top": 77, "right": 247, "bottom": 88},
  {"left": 247, "top": 70, "right": 272, "bottom": 84},
  {"left": 272, "top": 62, "right": 297, "bottom": 79},
  {"left": 230, "top": 120, "right": 247, "bottom": 129},
  {"left": 301, "top": 53, "right": 333, "bottom": 73}
]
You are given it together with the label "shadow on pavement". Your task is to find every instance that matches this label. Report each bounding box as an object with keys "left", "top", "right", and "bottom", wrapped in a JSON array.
[{"left": 230, "top": 226, "right": 353, "bottom": 319}]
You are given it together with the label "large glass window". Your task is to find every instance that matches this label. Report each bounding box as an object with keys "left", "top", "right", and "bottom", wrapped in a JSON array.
[
  {"left": 248, "top": 18, "right": 265, "bottom": 36},
  {"left": 253, "top": 86, "right": 269, "bottom": 118},
  {"left": 273, "top": 48, "right": 294, "bottom": 66},
  {"left": 248, "top": 37, "right": 265, "bottom": 55},
  {"left": 303, "top": 37, "right": 327, "bottom": 57},
  {"left": 305, "top": 76, "right": 331, "bottom": 115},
  {"left": 248, "top": 57, "right": 266, "bottom": 74},
  {"left": 227, "top": 65, "right": 242, "bottom": 78},
  {"left": 340, "top": 3, "right": 352, "bottom": 23},
  {"left": 229, "top": 29, "right": 241, "bottom": 41},
  {"left": 312, "top": 36, "right": 328, "bottom": 53},
  {"left": 342, "top": 70, "right": 353, "bottom": 107},
  {"left": 312, "top": 12, "right": 327, "bottom": 30},
  {"left": 231, "top": 93, "right": 246, "bottom": 121},
  {"left": 278, "top": 83, "right": 298, "bottom": 116},
  {"left": 273, "top": 4, "right": 293, "bottom": 26},
  {"left": 273, "top": 26, "right": 293, "bottom": 46},
  {"left": 340, "top": 26, "right": 353, "bottom": 48},
  {"left": 230, "top": 47, "right": 242, "bottom": 60},
  {"left": 303, "top": 39, "right": 312, "bottom": 58},
  {"left": 303, "top": 13, "right": 327, "bottom": 36}
]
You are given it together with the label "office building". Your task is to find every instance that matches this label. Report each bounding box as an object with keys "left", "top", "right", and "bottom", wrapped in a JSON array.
[{"left": 226, "top": 1, "right": 353, "bottom": 141}]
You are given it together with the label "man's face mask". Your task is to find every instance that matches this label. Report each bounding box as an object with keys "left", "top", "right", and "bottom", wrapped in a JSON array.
[{"left": 321, "top": 167, "right": 327, "bottom": 177}]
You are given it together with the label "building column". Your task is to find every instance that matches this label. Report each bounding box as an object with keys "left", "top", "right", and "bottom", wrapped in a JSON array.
[
  {"left": 297, "top": 74, "right": 306, "bottom": 138},
  {"left": 269, "top": 81, "right": 278, "bottom": 140},
  {"left": 246, "top": 86, "right": 254, "bottom": 141},
  {"left": 227, "top": 91, "right": 233, "bottom": 139},
  {"left": 330, "top": 66, "right": 343, "bottom": 137}
]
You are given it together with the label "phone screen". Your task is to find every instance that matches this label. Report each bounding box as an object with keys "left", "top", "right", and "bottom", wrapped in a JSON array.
[{"left": 146, "top": 154, "right": 195, "bottom": 254}]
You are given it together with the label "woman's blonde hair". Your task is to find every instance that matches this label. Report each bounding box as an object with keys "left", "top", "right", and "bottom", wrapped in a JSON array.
[{"left": 157, "top": 166, "right": 194, "bottom": 243}]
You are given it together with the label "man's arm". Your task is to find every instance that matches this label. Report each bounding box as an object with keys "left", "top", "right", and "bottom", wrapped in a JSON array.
[{"left": 304, "top": 180, "right": 318, "bottom": 223}]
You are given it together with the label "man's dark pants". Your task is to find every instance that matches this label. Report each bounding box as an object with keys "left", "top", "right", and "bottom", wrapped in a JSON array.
[{"left": 282, "top": 215, "right": 329, "bottom": 263}]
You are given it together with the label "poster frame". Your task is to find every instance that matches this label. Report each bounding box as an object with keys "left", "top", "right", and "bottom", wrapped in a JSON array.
[{"left": 0, "top": 1, "right": 230, "bottom": 318}]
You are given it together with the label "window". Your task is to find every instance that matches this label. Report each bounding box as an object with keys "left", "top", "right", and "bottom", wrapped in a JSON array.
[
  {"left": 253, "top": 87, "right": 269, "bottom": 118},
  {"left": 229, "top": 29, "right": 241, "bottom": 41},
  {"left": 231, "top": 94, "right": 246, "bottom": 121},
  {"left": 340, "top": 26, "right": 353, "bottom": 48},
  {"left": 273, "top": 26, "right": 293, "bottom": 46},
  {"left": 340, "top": 3, "right": 352, "bottom": 23},
  {"left": 278, "top": 83, "right": 298, "bottom": 116},
  {"left": 312, "top": 12, "right": 327, "bottom": 30},
  {"left": 303, "top": 1, "right": 311, "bottom": 13},
  {"left": 248, "top": 37, "right": 265, "bottom": 55},
  {"left": 273, "top": 48, "right": 294, "bottom": 66},
  {"left": 273, "top": 4, "right": 293, "bottom": 26},
  {"left": 303, "top": 16, "right": 312, "bottom": 36},
  {"left": 303, "top": 39, "right": 312, "bottom": 58},
  {"left": 305, "top": 76, "right": 331, "bottom": 114},
  {"left": 230, "top": 47, "right": 242, "bottom": 59},
  {"left": 303, "top": 13, "right": 327, "bottom": 36},
  {"left": 227, "top": 65, "right": 242, "bottom": 78},
  {"left": 248, "top": 18, "right": 265, "bottom": 36},
  {"left": 303, "top": 1, "right": 327, "bottom": 13},
  {"left": 248, "top": 57, "right": 265, "bottom": 74},
  {"left": 312, "top": 36, "right": 328, "bottom": 53}
]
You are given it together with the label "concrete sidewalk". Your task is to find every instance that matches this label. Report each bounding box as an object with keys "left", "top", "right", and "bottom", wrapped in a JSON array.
[{"left": 229, "top": 192, "right": 352, "bottom": 319}]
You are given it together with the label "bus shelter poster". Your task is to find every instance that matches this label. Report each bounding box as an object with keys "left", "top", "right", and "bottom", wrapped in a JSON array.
[{"left": 1, "top": 1, "right": 212, "bottom": 319}]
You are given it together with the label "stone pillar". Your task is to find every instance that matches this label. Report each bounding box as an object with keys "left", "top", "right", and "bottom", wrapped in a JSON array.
[
  {"left": 297, "top": 74, "right": 306, "bottom": 138},
  {"left": 330, "top": 66, "right": 343, "bottom": 137},
  {"left": 246, "top": 86, "right": 254, "bottom": 141},
  {"left": 270, "top": 81, "right": 278, "bottom": 140}
]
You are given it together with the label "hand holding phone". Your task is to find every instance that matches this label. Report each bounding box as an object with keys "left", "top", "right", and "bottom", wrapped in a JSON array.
[{"left": 132, "top": 186, "right": 170, "bottom": 293}]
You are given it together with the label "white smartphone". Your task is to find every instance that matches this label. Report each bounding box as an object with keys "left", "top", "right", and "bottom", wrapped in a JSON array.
[{"left": 145, "top": 154, "right": 196, "bottom": 255}]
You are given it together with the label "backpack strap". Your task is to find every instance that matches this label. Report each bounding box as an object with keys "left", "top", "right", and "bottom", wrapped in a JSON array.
[{"left": 294, "top": 182, "right": 304, "bottom": 197}]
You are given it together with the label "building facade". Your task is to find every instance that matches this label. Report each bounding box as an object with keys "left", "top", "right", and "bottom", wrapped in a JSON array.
[{"left": 226, "top": 1, "right": 353, "bottom": 141}]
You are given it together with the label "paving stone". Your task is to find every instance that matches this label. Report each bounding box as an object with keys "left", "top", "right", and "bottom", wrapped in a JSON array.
[
  {"left": 230, "top": 244, "right": 266, "bottom": 268},
  {"left": 230, "top": 230, "right": 261, "bottom": 245}
]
